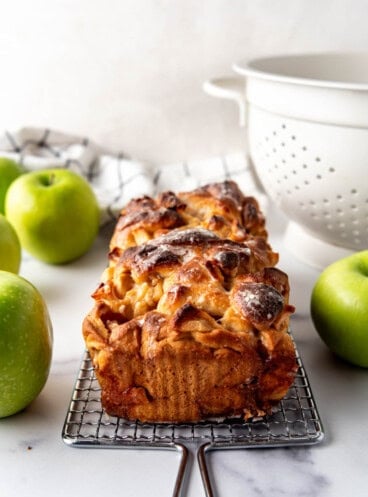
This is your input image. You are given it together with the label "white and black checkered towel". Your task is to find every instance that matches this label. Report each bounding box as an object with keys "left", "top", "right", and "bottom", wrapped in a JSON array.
[{"left": 0, "top": 127, "right": 266, "bottom": 226}]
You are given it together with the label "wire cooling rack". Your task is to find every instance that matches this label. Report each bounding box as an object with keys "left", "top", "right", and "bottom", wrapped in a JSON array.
[{"left": 62, "top": 345, "right": 324, "bottom": 497}]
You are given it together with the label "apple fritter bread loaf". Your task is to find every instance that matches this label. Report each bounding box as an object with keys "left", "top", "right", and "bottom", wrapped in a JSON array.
[{"left": 83, "top": 180, "right": 297, "bottom": 422}]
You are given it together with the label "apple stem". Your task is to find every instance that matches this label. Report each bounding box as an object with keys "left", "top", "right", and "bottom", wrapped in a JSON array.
[
  {"left": 41, "top": 173, "right": 56, "bottom": 187},
  {"left": 48, "top": 173, "right": 56, "bottom": 186}
]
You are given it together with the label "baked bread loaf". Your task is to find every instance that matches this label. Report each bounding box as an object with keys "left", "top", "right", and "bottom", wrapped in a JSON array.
[{"left": 83, "top": 180, "right": 297, "bottom": 423}]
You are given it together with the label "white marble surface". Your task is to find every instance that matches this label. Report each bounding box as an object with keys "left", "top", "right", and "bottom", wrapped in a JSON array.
[
  {"left": 1, "top": 2, "right": 368, "bottom": 493},
  {"left": 1, "top": 204, "right": 367, "bottom": 497}
]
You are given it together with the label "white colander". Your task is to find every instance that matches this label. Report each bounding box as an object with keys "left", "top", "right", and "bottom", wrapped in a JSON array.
[{"left": 204, "top": 53, "right": 368, "bottom": 268}]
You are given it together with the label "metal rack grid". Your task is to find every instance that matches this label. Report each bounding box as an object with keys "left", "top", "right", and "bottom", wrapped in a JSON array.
[{"left": 62, "top": 346, "right": 324, "bottom": 497}]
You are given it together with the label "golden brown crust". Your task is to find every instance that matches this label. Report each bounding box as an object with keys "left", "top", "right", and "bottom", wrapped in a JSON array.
[
  {"left": 83, "top": 180, "right": 297, "bottom": 423},
  {"left": 109, "top": 180, "right": 268, "bottom": 263}
]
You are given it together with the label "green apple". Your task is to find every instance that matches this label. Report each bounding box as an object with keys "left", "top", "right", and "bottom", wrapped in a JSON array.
[
  {"left": 0, "top": 214, "right": 21, "bottom": 273},
  {"left": 0, "top": 157, "right": 24, "bottom": 214},
  {"left": 0, "top": 271, "right": 53, "bottom": 417},
  {"left": 311, "top": 250, "right": 368, "bottom": 367},
  {"left": 5, "top": 168, "right": 100, "bottom": 264}
]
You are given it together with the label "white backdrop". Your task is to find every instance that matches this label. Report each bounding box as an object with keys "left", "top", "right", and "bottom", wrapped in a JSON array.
[{"left": 0, "top": 0, "right": 367, "bottom": 164}]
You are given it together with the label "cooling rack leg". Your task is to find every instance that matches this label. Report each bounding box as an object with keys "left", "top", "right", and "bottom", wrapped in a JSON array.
[
  {"left": 197, "top": 443, "right": 215, "bottom": 497},
  {"left": 172, "top": 443, "right": 189, "bottom": 497}
]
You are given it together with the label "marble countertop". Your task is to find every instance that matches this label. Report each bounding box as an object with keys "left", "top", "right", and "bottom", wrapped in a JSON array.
[{"left": 1, "top": 206, "right": 367, "bottom": 497}]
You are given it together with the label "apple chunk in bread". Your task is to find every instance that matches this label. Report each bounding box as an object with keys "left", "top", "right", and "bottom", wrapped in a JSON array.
[{"left": 83, "top": 181, "right": 297, "bottom": 422}]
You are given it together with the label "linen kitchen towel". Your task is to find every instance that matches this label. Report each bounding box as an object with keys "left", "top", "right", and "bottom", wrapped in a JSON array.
[
  {"left": 0, "top": 127, "right": 266, "bottom": 225},
  {"left": 0, "top": 127, "right": 153, "bottom": 226}
]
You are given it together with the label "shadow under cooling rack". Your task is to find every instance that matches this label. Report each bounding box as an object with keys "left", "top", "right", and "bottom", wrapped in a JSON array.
[{"left": 62, "top": 346, "right": 324, "bottom": 497}]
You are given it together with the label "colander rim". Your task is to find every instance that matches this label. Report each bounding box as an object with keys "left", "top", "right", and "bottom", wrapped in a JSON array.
[{"left": 234, "top": 52, "right": 368, "bottom": 92}]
